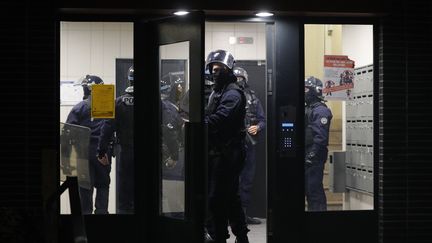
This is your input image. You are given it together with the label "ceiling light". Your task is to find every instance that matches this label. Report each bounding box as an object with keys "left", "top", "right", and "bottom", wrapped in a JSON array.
[
  {"left": 255, "top": 12, "right": 274, "bottom": 17},
  {"left": 174, "top": 11, "right": 190, "bottom": 16}
]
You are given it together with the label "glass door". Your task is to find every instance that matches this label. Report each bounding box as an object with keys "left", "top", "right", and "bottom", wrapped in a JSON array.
[{"left": 136, "top": 11, "right": 206, "bottom": 243}]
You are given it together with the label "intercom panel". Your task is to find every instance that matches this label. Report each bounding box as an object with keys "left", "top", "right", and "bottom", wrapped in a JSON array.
[{"left": 279, "top": 105, "right": 296, "bottom": 157}]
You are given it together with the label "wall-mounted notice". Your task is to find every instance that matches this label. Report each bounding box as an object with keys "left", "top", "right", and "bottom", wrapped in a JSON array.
[
  {"left": 91, "top": 84, "right": 115, "bottom": 119},
  {"left": 323, "top": 55, "right": 355, "bottom": 100}
]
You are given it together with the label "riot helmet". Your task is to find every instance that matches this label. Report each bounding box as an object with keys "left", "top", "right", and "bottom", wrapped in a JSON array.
[
  {"left": 171, "top": 72, "right": 184, "bottom": 85},
  {"left": 205, "top": 49, "right": 235, "bottom": 70},
  {"left": 233, "top": 66, "right": 248, "bottom": 89},
  {"left": 79, "top": 75, "right": 104, "bottom": 99},
  {"left": 125, "top": 65, "right": 134, "bottom": 93},
  {"left": 305, "top": 76, "right": 323, "bottom": 105},
  {"left": 205, "top": 50, "right": 236, "bottom": 90},
  {"left": 160, "top": 79, "right": 171, "bottom": 100}
]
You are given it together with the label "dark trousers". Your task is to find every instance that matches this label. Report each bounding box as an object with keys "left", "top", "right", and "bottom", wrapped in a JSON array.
[
  {"left": 239, "top": 142, "right": 256, "bottom": 210},
  {"left": 305, "top": 160, "right": 327, "bottom": 211},
  {"left": 116, "top": 146, "right": 134, "bottom": 214},
  {"left": 80, "top": 144, "right": 111, "bottom": 214},
  {"left": 206, "top": 146, "right": 249, "bottom": 242}
]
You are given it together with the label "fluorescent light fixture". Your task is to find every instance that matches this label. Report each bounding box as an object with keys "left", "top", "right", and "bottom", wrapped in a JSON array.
[
  {"left": 229, "top": 36, "right": 237, "bottom": 45},
  {"left": 174, "top": 11, "right": 190, "bottom": 16},
  {"left": 255, "top": 12, "right": 274, "bottom": 17}
]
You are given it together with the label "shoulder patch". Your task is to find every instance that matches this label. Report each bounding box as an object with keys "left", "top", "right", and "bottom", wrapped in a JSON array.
[{"left": 320, "top": 117, "right": 328, "bottom": 125}]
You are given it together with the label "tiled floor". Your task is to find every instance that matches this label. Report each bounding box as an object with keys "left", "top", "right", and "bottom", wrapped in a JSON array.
[{"left": 227, "top": 218, "right": 266, "bottom": 243}]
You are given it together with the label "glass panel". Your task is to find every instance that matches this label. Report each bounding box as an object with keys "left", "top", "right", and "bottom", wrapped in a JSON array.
[
  {"left": 60, "top": 122, "right": 91, "bottom": 190},
  {"left": 304, "top": 24, "right": 374, "bottom": 211},
  {"left": 60, "top": 21, "right": 134, "bottom": 215},
  {"left": 160, "top": 41, "right": 189, "bottom": 219}
]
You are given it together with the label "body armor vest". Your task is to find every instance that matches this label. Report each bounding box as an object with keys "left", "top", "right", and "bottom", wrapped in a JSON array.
[{"left": 244, "top": 88, "right": 259, "bottom": 127}]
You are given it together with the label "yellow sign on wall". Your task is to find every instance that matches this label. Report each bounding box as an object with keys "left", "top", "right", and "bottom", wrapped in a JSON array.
[{"left": 91, "top": 84, "right": 115, "bottom": 119}]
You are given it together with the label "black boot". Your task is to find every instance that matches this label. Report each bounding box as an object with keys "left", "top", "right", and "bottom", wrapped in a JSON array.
[
  {"left": 204, "top": 227, "right": 214, "bottom": 243},
  {"left": 243, "top": 207, "right": 261, "bottom": 225},
  {"left": 246, "top": 215, "right": 262, "bottom": 225},
  {"left": 235, "top": 235, "right": 249, "bottom": 243}
]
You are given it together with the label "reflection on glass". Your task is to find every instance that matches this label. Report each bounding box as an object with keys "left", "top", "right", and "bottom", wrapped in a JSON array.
[
  {"left": 304, "top": 24, "right": 374, "bottom": 211},
  {"left": 160, "top": 41, "right": 190, "bottom": 219}
]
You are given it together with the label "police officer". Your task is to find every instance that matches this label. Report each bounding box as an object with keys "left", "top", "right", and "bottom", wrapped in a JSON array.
[
  {"left": 98, "top": 66, "right": 134, "bottom": 214},
  {"left": 205, "top": 50, "right": 249, "bottom": 243},
  {"left": 169, "top": 76, "right": 185, "bottom": 107},
  {"left": 66, "top": 75, "right": 111, "bottom": 214},
  {"left": 304, "top": 76, "right": 333, "bottom": 211},
  {"left": 160, "top": 79, "right": 184, "bottom": 174},
  {"left": 233, "top": 67, "right": 266, "bottom": 225}
]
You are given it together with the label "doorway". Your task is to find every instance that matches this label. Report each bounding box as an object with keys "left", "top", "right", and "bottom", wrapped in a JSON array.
[
  {"left": 59, "top": 21, "right": 134, "bottom": 215},
  {"left": 205, "top": 21, "right": 270, "bottom": 243}
]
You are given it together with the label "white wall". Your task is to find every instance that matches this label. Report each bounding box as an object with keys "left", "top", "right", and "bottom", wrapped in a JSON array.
[
  {"left": 60, "top": 22, "right": 133, "bottom": 214},
  {"left": 160, "top": 41, "right": 189, "bottom": 59},
  {"left": 60, "top": 22, "right": 133, "bottom": 85},
  {"left": 205, "top": 22, "right": 266, "bottom": 60},
  {"left": 60, "top": 22, "right": 133, "bottom": 122},
  {"left": 160, "top": 41, "right": 190, "bottom": 90},
  {"left": 342, "top": 25, "right": 373, "bottom": 68}
]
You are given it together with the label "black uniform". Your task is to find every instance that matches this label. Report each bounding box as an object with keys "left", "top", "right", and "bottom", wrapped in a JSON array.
[
  {"left": 205, "top": 82, "right": 249, "bottom": 242},
  {"left": 239, "top": 88, "right": 265, "bottom": 211},
  {"left": 98, "top": 92, "right": 134, "bottom": 214},
  {"left": 305, "top": 101, "right": 332, "bottom": 211},
  {"left": 66, "top": 96, "right": 111, "bottom": 214}
]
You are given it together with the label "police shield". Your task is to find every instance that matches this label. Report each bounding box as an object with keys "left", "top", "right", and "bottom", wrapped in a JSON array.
[{"left": 60, "top": 122, "right": 92, "bottom": 190}]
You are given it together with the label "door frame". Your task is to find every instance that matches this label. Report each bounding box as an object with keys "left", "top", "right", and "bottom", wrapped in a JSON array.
[
  {"left": 56, "top": 11, "right": 142, "bottom": 243},
  {"left": 297, "top": 16, "right": 380, "bottom": 243},
  {"left": 55, "top": 9, "right": 381, "bottom": 243},
  {"left": 136, "top": 11, "right": 207, "bottom": 243}
]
